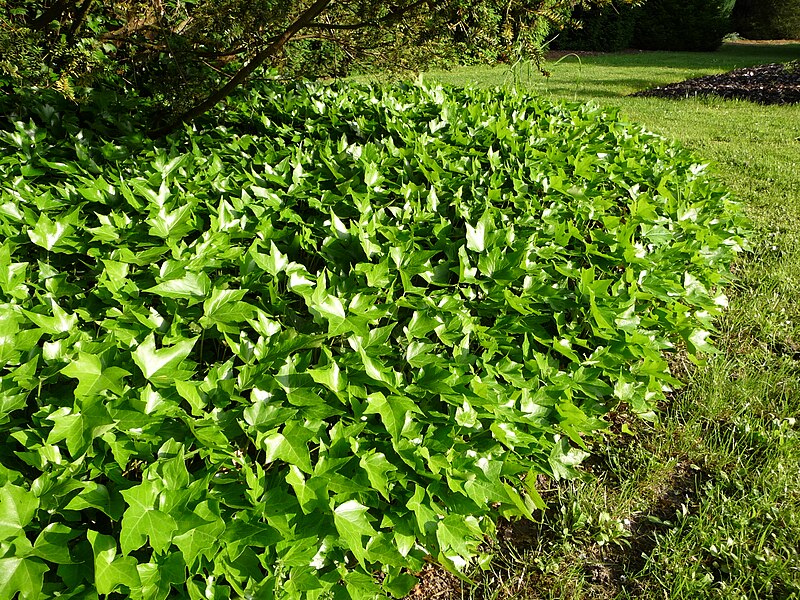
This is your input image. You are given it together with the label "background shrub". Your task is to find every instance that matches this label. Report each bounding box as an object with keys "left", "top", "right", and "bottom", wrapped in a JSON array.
[
  {"left": 631, "top": 0, "right": 735, "bottom": 52},
  {"left": 551, "top": 3, "right": 638, "bottom": 52},
  {"left": 732, "top": 0, "right": 800, "bottom": 40}
]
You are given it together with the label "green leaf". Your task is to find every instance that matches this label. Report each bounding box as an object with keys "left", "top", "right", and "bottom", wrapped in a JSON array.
[
  {"left": 455, "top": 399, "right": 478, "bottom": 428},
  {"left": 465, "top": 217, "right": 486, "bottom": 253},
  {"left": 132, "top": 333, "right": 198, "bottom": 385},
  {"left": 201, "top": 287, "right": 255, "bottom": 327},
  {"left": 0, "top": 483, "right": 38, "bottom": 541},
  {"left": 119, "top": 482, "right": 177, "bottom": 555},
  {"left": 405, "top": 485, "right": 438, "bottom": 536},
  {"left": 359, "top": 451, "right": 396, "bottom": 500},
  {"left": 364, "top": 162, "right": 383, "bottom": 188},
  {"left": 27, "top": 212, "right": 74, "bottom": 251},
  {"left": 687, "top": 328, "right": 720, "bottom": 355},
  {"left": 333, "top": 500, "right": 377, "bottom": 565},
  {"left": 46, "top": 401, "right": 115, "bottom": 457},
  {"left": 308, "top": 359, "right": 346, "bottom": 393},
  {"left": 436, "top": 514, "right": 483, "bottom": 558},
  {"left": 147, "top": 271, "right": 211, "bottom": 300},
  {"left": 548, "top": 437, "right": 589, "bottom": 481},
  {"left": 147, "top": 203, "right": 195, "bottom": 239},
  {"left": 88, "top": 530, "right": 141, "bottom": 595},
  {"left": 32, "top": 523, "right": 79, "bottom": 564},
  {"left": 173, "top": 502, "right": 225, "bottom": 568},
  {"left": 60, "top": 353, "right": 130, "bottom": 398},
  {"left": 253, "top": 241, "right": 289, "bottom": 276},
  {"left": 260, "top": 422, "right": 314, "bottom": 473},
  {"left": 221, "top": 518, "right": 281, "bottom": 549},
  {"left": 0, "top": 556, "right": 47, "bottom": 600},
  {"left": 63, "top": 482, "right": 116, "bottom": 518},
  {"left": 383, "top": 569, "right": 418, "bottom": 598},
  {"left": 552, "top": 338, "right": 581, "bottom": 363},
  {"left": 23, "top": 299, "right": 78, "bottom": 335},
  {"left": 364, "top": 393, "right": 420, "bottom": 441}
]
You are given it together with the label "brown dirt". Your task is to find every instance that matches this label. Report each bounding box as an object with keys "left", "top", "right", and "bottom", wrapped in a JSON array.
[
  {"left": 405, "top": 565, "right": 463, "bottom": 600},
  {"left": 631, "top": 61, "right": 800, "bottom": 105},
  {"left": 725, "top": 39, "right": 800, "bottom": 46}
]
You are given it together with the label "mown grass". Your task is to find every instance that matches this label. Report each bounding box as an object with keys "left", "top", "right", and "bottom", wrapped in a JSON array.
[{"left": 427, "top": 42, "right": 800, "bottom": 599}]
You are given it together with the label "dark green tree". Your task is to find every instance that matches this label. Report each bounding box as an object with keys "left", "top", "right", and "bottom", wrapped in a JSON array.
[
  {"left": 732, "top": 0, "right": 800, "bottom": 40},
  {"left": 631, "top": 0, "right": 735, "bottom": 51}
]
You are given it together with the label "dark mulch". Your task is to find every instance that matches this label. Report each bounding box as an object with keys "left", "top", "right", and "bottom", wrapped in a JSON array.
[{"left": 631, "top": 61, "right": 800, "bottom": 105}]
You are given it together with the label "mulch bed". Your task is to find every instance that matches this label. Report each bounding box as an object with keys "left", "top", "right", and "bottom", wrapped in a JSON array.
[{"left": 631, "top": 61, "right": 800, "bottom": 105}]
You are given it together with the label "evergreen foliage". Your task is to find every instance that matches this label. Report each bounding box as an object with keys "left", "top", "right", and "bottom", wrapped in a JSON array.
[
  {"left": 551, "top": 0, "right": 738, "bottom": 53},
  {"left": 631, "top": 0, "right": 735, "bottom": 52},
  {"left": 551, "top": 3, "right": 638, "bottom": 52},
  {"left": 732, "top": 0, "right": 800, "bottom": 40}
]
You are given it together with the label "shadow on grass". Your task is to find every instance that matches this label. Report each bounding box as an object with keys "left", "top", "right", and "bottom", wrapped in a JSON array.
[
  {"left": 430, "top": 43, "right": 800, "bottom": 102},
  {"left": 553, "top": 43, "right": 800, "bottom": 70}
]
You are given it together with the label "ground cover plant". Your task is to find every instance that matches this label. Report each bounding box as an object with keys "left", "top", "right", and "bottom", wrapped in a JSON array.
[
  {"left": 425, "top": 42, "right": 800, "bottom": 599},
  {"left": 0, "top": 80, "right": 744, "bottom": 599}
]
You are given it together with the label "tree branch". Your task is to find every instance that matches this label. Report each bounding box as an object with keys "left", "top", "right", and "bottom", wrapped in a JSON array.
[
  {"left": 308, "top": 0, "right": 433, "bottom": 31},
  {"left": 149, "top": 0, "right": 335, "bottom": 137},
  {"left": 66, "top": 0, "right": 95, "bottom": 42}
]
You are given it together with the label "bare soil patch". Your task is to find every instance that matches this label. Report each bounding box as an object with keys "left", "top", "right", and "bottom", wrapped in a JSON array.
[{"left": 631, "top": 61, "right": 800, "bottom": 105}]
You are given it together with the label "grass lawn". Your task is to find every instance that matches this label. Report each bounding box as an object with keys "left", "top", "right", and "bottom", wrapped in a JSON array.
[{"left": 426, "top": 43, "right": 800, "bottom": 599}]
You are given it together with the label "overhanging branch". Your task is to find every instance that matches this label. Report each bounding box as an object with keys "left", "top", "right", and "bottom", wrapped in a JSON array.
[
  {"left": 307, "top": 0, "right": 433, "bottom": 31},
  {"left": 149, "top": 0, "right": 335, "bottom": 136}
]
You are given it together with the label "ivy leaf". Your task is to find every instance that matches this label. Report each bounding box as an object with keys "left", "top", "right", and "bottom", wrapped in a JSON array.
[
  {"left": 147, "top": 271, "right": 211, "bottom": 301},
  {"left": 27, "top": 212, "right": 74, "bottom": 251},
  {"left": 173, "top": 502, "right": 225, "bottom": 568},
  {"left": 200, "top": 287, "right": 255, "bottom": 327},
  {"left": 359, "top": 451, "right": 396, "bottom": 500},
  {"left": 147, "top": 204, "right": 195, "bottom": 239},
  {"left": 119, "top": 482, "right": 177, "bottom": 555},
  {"left": 364, "top": 162, "right": 383, "bottom": 188},
  {"left": 32, "top": 523, "right": 79, "bottom": 564},
  {"left": 46, "top": 401, "right": 115, "bottom": 457},
  {"left": 436, "top": 514, "right": 483, "bottom": 558},
  {"left": 132, "top": 333, "right": 198, "bottom": 384},
  {"left": 548, "top": 436, "right": 589, "bottom": 481},
  {"left": 0, "top": 556, "right": 47, "bottom": 600},
  {"left": 465, "top": 218, "right": 486, "bottom": 253},
  {"left": 60, "top": 353, "right": 130, "bottom": 398},
  {"left": 252, "top": 240, "right": 289, "bottom": 276},
  {"left": 23, "top": 298, "right": 77, "bottom": 335},
  {"left": 260, "top": 422, "right": 314, "bottom": 473},
  {"left": 383, "top": 569, "right": 418, "bottom": 598},
  {"left": 333, "top": 500, "right": 377, "bottom": 565},
  {"left": 0, "top": 484, "right": 39, "bottom": 541},
  {"left": 364, "top": 393, "right": 420, "bottom": 441},
  {"left": 88, "top": 530, "right": 141, "bottom": 596},
  {"left": 687, "top": 328, "right": 720, "bottom": 355},
  {"left": 220, "top": 518, "right": 281, "bottom": 552},
  {"left": 63, "top": 482, "right": 116, "bottom": 518},
  {"left": 552, "top": 338, "right": 581, "bottom": 363},
  {"left": 308, "top": 359, "right": 346, "bottom": 393}
]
